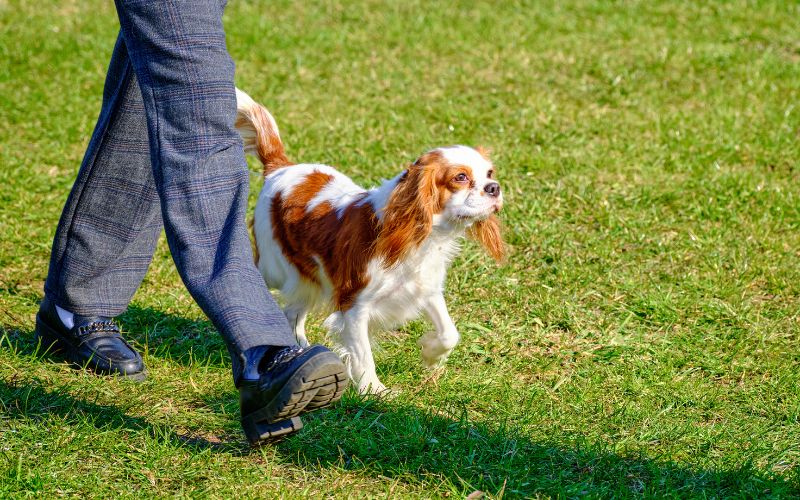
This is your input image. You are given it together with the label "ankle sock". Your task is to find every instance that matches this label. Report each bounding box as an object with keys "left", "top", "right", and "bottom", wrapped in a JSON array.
[{"left": 55, "top": 304, "right": 75, "bottom": 329}]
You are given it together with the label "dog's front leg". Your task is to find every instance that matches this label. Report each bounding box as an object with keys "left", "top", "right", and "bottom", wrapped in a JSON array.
[
  {"left": 341, "top": 309, "right": 387, "bottom": 394},
  {"left": 283, "top": 304, "right": 310, "bottom": 347},
  {"left": 418, "top": 294, "right": 460, "bottom": 368}
]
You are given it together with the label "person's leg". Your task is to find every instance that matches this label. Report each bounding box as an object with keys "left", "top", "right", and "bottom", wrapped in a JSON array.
[
  {"left": 42, "top": 23, "right": 289, "bottom": 379},
  {"left": 112, "top": 0, "right": 297, "bottom": 378},
  {"left": 37, "top": 34, "right": 160, "bottom": 379},
  {"left": 44, "top": 35, "right": 162, "bottom": 317},
  {"left": 42, "top": 0, "right": 346, "bottom": 440},
  {"left": 113, "top": 0, "right": 347, "bottom": 442}
]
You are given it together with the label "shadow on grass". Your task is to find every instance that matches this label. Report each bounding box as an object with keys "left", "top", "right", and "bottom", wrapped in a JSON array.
[
  {"left": 0, "top": 376, "right": 248, "bottom": 455},
  {"left": 283, "top": 395, "right": 800, "bottom": 497},
  {"left": 0, "top": 372, "right": 797, "bottom": 497},
  {"left": 3, "top": 301, "right": 408, "bottom": 376},
  {"left": 118, "top": 304, "right": 231, "bottom": 369},
  {"left": 2, "top": 307, "right": 799, "bottom": 497}
]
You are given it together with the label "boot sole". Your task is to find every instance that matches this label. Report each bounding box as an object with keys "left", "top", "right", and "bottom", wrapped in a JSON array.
[
  {"left": 35, "top": 314, "right": 147, "bottom": 382},
  {"left": 241, "top": 352, "right": 347, "bottom": 445}
]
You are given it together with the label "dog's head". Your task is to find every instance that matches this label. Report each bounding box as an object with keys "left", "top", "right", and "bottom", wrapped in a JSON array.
[{"left": 377, "top": 145, "right": 505, "bottom": 266}]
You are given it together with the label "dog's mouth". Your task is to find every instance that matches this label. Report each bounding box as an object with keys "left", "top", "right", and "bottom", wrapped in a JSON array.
[
  {"left": 446, "top": 197, "right": 502, "bottom": 223},
  {"left": 453, "top": 207, "right": 499, "bottom": 222}
]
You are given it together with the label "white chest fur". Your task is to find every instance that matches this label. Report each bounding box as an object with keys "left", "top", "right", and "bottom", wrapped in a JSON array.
[{"left": 359, "top": 228, "right": 462, "bottom": 329}]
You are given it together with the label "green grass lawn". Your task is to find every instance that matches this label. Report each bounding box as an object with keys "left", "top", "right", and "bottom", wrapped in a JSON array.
[{"left": 2, "top": 0, "right": 800, "bottom": 497}]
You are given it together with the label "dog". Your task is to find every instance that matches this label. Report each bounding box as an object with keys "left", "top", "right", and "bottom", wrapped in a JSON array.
[{"left": 235, "top": 88, "right": 505, "bottom": 393}]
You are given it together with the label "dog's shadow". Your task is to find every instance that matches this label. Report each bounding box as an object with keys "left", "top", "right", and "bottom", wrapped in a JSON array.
[
  {"left": 117, "top": 304, "right": 414, "bottom": 373},
  {"left": 1, "top": 308, "right": 798, "bottom": 496},
  {"left": 2, "top": 299, "right": 422, "bottom": 380}
]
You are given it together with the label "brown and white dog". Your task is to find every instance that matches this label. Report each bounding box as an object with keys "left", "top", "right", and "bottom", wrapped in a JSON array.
[{"left": 235, "top": 89, "right": 504, "bottom": 393}]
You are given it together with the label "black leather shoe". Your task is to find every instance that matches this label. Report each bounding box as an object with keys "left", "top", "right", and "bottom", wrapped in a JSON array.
[
  {"left": 34, "top": 296, "right": 146, "bottom": 381},
  {"left": 239, "top": 344, "right": 348, "bottom": 444}
]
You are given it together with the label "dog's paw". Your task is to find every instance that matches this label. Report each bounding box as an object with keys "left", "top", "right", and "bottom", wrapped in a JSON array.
[
  {"left": 361, "top": 384, "right": 400, "bottom": 400},
  {"left": 421, "top": 353, "right": 450, "bottom": 370},
  {"left": 418, "top": 330, "right": 459, "bottom": 369},
  {"left": 420, "top": 343, "right": 454, "bottom": 369},
  {"left": 357, "top": 379, "right": 389, "bottom": 396}
]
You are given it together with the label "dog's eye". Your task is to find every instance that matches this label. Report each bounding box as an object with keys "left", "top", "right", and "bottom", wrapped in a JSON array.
[
  {"left": 454, "top": 173, "right": 468, "bottom": 182},
  {"left": 487, "top": 170, "right": 494, "bottom": 179}
]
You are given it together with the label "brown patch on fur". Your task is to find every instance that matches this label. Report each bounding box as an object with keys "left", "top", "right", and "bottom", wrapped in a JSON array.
[
  {"left": 467, "top": 214, "right": 505, "bottom": 262},
  {"left": 271, "top": 172, "right": 333, "bottom": 285},
  {"left": 270, "top": 172, "right": 381, "bottom": 309},
  {"left": 235, "top": 101, "right": 292, "bottom": 175},
  {"left": 377, "top": 154, "right": 440, "bottom": 267}
]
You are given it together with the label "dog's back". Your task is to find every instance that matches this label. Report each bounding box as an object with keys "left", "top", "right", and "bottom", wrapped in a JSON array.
[{"left": 236, "top": 90, "right": 384, "bottom": 313}]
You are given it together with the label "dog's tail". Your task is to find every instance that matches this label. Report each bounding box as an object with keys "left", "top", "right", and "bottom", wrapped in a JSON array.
[{"left": 235, "top": 88, "right": 292, "bottom": 176}]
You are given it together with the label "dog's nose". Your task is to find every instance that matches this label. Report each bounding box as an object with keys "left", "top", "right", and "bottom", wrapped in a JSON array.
[{"left": 484, "top": 182, "right": 500, "bottom": 197}]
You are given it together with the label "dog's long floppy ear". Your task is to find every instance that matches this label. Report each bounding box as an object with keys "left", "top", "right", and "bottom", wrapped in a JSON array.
[
  {"left": 467, "top": 214, "right": 505, "bottom": 262},
  {"left": 376, "top": 154, "right": 440, "bottom": 267}
]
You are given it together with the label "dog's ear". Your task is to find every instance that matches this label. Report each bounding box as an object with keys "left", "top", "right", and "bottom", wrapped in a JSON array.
[
  {"left": 467, "top": 214, "right": 505, "bottom": 263},
  {"left": 377, "top": 156, "right": 440, "bottom": 267},
  {"left": 475, "top": 146, "right": 492, "bottom": 161}
]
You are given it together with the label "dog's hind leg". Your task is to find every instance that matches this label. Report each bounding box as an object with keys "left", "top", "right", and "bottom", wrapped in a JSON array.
[
  {"left": 284, "top": 304, "right": 310, "bottom": 347},
  {"left": 418, "top": 294, "right": 460, "bottom": 368}
]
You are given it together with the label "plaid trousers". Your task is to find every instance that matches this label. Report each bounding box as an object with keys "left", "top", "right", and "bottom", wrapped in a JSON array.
[{"left": 44, "top": 0, "right": 295, "bottom": 378}]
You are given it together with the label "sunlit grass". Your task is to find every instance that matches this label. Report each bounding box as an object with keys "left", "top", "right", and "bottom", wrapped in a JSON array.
[{"left": 1, "top": 0, "right": 799, "bottom": 497}]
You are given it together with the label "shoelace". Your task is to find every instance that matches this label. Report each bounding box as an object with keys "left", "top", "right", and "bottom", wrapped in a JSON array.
[
  {"left": 263, "top": 345, "right": 304, "bottom": 372},
  {"left": 76, "top": 320, "right": 120, "bottom": 337}
]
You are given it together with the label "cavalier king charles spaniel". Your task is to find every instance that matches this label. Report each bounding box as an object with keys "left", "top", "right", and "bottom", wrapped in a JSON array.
[{"left": 235, "top": 89, "right": 504, "bottom": 393}]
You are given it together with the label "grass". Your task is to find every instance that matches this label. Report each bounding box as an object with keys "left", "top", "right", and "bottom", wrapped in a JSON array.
[{"left": 1, "top": 0, "right": 799, "bottom": 497}]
